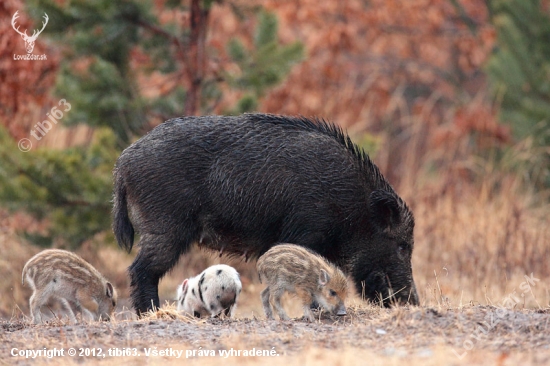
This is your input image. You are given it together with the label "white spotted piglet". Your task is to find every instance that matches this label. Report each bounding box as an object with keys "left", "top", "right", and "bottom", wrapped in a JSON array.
[{"left": 177, "top": 264, "right": 241, "bottom": 318}]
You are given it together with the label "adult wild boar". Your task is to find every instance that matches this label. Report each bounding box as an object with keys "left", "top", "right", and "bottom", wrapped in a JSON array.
[{"left": 113, "top": 114, "right": 419, "bottom": 314}]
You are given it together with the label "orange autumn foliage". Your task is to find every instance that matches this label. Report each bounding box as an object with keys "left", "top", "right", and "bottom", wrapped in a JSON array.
[{"left": 0, "top": 0, "right": 58, "bottom": 140}]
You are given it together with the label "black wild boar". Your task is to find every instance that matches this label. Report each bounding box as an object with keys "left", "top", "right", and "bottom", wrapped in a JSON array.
[{"left": 113, "top": 114, "right": 419, "bottom": 314}]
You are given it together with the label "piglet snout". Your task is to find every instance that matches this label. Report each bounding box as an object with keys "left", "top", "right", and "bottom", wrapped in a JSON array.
[{"left": 336, "top": 305, "right": 347, "bottom": 316}]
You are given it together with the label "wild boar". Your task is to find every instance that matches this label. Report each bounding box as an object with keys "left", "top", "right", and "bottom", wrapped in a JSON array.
[
  {"left": 113, "top": 114, "right": 418, "bottom": 314},
  {"left": 22, "top": 249, "right": 117, "bottom": 323},
  {"left": 177, "top": 264, "right": 241, "bottom": 318},
  {"left": 257, "top": 244, "right": 347, "bottom": 321}
]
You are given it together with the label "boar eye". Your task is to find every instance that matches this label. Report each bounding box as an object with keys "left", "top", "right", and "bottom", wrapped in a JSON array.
[
  {"left": 398, "top": 243, "right": 408, "bottom": 252},
  {"left": 329, "top": 290, "right": 337, "bottom": 297}
]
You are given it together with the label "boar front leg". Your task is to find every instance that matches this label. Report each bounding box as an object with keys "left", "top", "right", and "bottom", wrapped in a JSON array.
[
  {"left": 129, "top": 232, "right": 189, "bottom": 315},
  {"left": 297, "top": 290, "right": 315, "bottom": 322},
  {"left": 59, "top": 298, "right": 78, "bottom": 323},
  {"left": 74, "top": 289, "right": 100, "bottom": 321}
]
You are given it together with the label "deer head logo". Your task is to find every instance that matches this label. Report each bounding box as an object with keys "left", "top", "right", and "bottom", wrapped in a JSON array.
[{"left": 11, "top": 11, "right": 49, "bottom": 54}]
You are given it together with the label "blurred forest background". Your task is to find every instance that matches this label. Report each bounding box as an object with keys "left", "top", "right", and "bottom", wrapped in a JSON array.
[{"left": 0, "top": 0, "right": 548, "bottom": 316}]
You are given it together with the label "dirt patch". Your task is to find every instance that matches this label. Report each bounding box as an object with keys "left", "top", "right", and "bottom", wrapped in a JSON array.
[{"left": 2, "top": 305, "right": 550, "bottom": 365}]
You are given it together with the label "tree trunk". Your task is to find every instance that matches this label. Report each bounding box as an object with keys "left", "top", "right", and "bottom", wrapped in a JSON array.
[{"left": 184, "top": 0, "right": 210, "bottom": 116}]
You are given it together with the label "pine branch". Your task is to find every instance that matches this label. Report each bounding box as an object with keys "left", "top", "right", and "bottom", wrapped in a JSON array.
[{"left": 128, "top": 17, "right": 186, "bottom": 58}]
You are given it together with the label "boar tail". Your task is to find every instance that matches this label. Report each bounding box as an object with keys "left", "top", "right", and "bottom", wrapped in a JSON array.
[
  {"left": 21, "top": 266, "right": 26, "bottom": 286},
  {"left": 21, "top": 259, "right": 31, "bottom": 286},
  {"left": 113, "top": 178, "right": 135, "bottom": 252}
]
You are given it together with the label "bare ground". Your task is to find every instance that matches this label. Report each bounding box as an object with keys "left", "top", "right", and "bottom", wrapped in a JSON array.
[{"left": 2, "top": 305, "right": 550, "bottom": 366}]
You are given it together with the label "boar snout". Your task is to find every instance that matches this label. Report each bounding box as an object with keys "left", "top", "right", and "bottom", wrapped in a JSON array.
[
  {"left": 387, "top": 273, "right": 419, "bottom": 307},
  {"left": 336, "top": 304, "right": 347, "bottom": 316},
  {"left": 386, "top": 285, "right": 419, "bottom": 307},
  {"left": 360, "top": 268, "right": 419, "bottom": 307}
]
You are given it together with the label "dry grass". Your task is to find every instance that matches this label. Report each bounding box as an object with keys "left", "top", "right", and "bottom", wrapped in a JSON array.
[
  {"left": 2, "top": 301, "right": 550, "bottom": 365},
  {"left": 1, "top": 118, "right": 550, "bottom": 364},
  {"left": 411, "top": 182, "right": 550, "bottom": 309}
]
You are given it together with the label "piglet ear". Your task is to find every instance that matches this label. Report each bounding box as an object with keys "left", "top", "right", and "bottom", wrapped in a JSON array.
[
  {"left": 370, "top": 190, "right": 402, "bottom": 231},
  {"left": 318, "top": 269, "right": 330, "bottom": 287},
  {"left": 106, "top": 282, "right": 114, "bottom": 299},
  {"left": 181, "top": 279, "right": 188, "bottom": 294}
]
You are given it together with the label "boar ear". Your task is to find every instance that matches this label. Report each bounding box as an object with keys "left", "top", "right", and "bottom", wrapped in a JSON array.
[
  {"left": 106, "top": 282, "right": 114, "bottom": 299},
  {"left": 319, "top": 269, "right": 331, "bottom": 286},
  {"left": 370, "top": 190, "right": 401, "bottom": 231}
]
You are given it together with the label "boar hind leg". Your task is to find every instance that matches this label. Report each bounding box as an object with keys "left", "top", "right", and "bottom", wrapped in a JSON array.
[
  {"left": 261, "top": 287, "right": 274, "bottom": 320},
  {"left": 270, "top": 287, "right": 290, "bottom": 321},
  {"left": 130, "top": 232, "right": 190, "bottom": 315},
  {"left": 29, "top": 291, "right": 45, "bottom": 324},
  {"left": 29, "top": 284, "right": 54, "bottom": 324}
]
